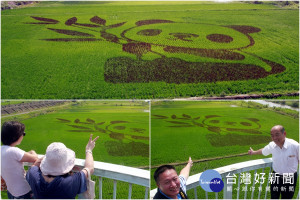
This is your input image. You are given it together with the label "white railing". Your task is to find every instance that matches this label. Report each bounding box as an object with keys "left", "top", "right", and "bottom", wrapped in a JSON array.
[
  {"left": 150, "top": 158, "right": 299, "bottom": 199},
  {"left": 25, "top": 156, "right": 150, "bottom": 199}
]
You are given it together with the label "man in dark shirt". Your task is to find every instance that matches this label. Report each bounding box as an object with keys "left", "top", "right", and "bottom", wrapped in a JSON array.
[{"left": 153, "top": 157, "right": 193, "bottom": 199}]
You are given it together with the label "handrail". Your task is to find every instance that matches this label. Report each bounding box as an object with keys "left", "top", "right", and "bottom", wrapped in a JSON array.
[
  {"left": 185, "top": 158, "right": 273, "bottom": 191},
  {"left": 74, "top": 158, "right": 149, "bottom": 187}
]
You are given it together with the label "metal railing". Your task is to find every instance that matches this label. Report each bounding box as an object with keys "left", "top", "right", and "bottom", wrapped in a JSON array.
[
  {"left": 150, "top": 158, "right": 299, "bottom": 199},
  {"left": 25, "top": 156, "right": 150, "bottom": 199}
]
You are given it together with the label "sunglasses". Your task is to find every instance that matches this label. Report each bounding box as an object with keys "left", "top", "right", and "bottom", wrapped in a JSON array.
[{"left": 23, "top": 132, "right": 26, "bottom": 136}]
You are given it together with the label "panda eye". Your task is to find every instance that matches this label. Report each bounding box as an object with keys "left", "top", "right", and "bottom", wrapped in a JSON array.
[
  {"left": 206, "top": 34, "right": 233, "bottom": 43},
  {"left": 137, "top": 29, "right": 162, "bottom": 36}
]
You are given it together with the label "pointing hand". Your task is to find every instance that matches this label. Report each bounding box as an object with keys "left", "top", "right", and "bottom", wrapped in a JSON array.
[{"left": 248, "top": 147, "right": 254, "bottom": 155}]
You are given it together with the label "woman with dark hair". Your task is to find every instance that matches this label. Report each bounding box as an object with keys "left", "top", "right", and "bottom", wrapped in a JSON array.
[{"left": 1, "top": 121, "right": 38, "bottom": 199}]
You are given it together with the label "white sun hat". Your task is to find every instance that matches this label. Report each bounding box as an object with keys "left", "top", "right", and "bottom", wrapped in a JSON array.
[{"left": 40, "top": 142, "right": 76, "bottom": 176}]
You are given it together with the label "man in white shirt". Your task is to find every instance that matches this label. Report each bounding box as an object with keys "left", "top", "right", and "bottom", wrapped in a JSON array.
[{"left": 248, "top": 125, "right": 299, "bottom": 199}]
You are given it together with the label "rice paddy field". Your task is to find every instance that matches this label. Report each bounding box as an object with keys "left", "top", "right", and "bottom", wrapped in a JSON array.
[
  {"left": 151, "top": 100, "right": 299, "bottom": 198},
  {"left": 1, "top": 1, "right": 299, "bottom": 99},
  {"left": 2, "top": 100, "right": 150, "bottom": 166},
  {"left": 1, "top": 100, "right": 150, "bottom": 199}
]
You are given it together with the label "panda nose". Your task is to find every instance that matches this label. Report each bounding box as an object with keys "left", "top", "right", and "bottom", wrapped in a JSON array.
[{"left": 169, "top": 33, "right": 199, "bottom": 42}]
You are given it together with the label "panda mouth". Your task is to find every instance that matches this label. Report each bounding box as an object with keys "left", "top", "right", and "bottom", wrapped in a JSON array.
[{"left": 104, "top": 56, "right": 285, "bottom": 84}]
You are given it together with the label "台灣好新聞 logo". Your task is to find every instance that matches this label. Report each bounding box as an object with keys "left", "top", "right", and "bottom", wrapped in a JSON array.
[{"left": 199, "top": 169, "right": 224, "bottom": 192}]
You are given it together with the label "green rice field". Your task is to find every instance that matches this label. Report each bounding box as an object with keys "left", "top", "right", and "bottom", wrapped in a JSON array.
[
  {"left": 1, "top": 1, "right": 299, "bottom": 99},
  {"left": 2, "top": 101, "right": 150, "bottom": 167},
  {"left": 151, "top": 101, "right": 299, "bottom": 198},
  {"left": 151, "top": 101, "right": 299, "bottom": 165}
]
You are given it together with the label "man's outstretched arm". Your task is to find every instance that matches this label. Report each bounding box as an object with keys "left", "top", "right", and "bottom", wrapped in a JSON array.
[
  {"left": 179, "top": 157, "right": 193, "bottom": 180},
  {"left": 248, "top": 147, "right": 263, "bottom": 155}
]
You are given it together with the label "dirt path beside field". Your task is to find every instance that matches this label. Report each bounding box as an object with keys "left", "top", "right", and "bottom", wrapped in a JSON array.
[
  {"left": 150, "top": 152, "right": 248, "bottom": 169},
  {"left": 1, "top": 101, "right": 68, "bottom": 117},
  {"left": 173, "top": 92, "right": 299, "bottom": 101}
]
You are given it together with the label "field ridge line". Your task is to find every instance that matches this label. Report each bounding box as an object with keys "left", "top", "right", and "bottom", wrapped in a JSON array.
[{"left": 151, "top": 152, "right": 248, "bottom": 169}]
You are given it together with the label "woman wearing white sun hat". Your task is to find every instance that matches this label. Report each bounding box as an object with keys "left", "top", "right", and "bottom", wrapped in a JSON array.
[{"left": 26, "top": 134, "right": 99, "bottom": 199}]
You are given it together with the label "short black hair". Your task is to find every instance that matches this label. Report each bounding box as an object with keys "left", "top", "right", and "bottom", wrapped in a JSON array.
[
  {"left": 1, "top": 121, "right": 25, "bottom": 145},
  {"left": 280, "top": 126, "right": 285, "bottom": 134},
  {"left": 154, "top": 165, "right": 176, "bottom": 184}
]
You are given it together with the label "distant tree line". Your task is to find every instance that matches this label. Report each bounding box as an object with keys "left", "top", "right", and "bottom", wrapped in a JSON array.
[
  {"left": 1, "top": 1, "right": 39, "bottom": 10},
  {"left": 246, "top": 1, "right": 299, "bottom": 8}
]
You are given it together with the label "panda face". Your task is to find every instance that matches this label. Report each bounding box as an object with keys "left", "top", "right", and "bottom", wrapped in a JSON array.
[
  {"left": 203, "top": 116, "right": 260, "bottom": 130},
  {"left": 122, "top": 22, "right": 251, "bottom": 50}
]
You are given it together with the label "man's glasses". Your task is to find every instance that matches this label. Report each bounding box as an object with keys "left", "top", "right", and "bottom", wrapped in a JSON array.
[{"left": 23, "top": 132, "right": 26, "bottom": 136}]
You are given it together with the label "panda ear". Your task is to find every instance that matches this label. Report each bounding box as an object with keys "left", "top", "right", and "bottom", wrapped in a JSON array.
[{"left": 226, "top": 25, "right": 261, "bottom": 34}]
